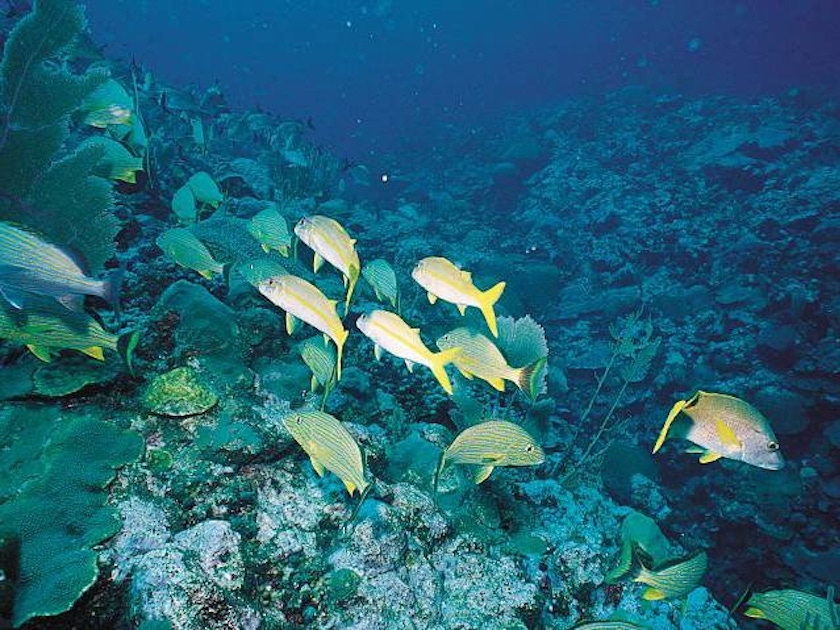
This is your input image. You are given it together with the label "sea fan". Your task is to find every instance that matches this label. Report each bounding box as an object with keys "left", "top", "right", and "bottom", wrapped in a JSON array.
[{"left": 497, "top": 314, "right": 549, "bottom": 396}]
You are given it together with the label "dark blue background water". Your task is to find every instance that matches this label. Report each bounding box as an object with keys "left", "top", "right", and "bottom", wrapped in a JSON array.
[{"left": 87, "top": 0, "right": 840, "bottom": 159}]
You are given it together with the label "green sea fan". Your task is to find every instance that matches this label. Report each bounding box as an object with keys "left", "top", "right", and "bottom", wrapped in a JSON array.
[
  {"left": 25, "top": 144, "right": 117, "bottom": 273},
  {"left": 497, "top": 315, "right": 549, "bottom": 397}
]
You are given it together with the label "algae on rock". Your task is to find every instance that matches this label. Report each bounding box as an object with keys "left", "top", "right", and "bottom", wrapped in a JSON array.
[{"left": 144, "top": 366, "right": 219, "bottom": 417}]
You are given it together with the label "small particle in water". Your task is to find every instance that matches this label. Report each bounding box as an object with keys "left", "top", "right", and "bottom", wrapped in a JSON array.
[
  {"left": 346, "top": 20, "right": 353, "bottom": 28},
  {"left": 687, "top": 37, "right": 702, "bottom": 52},
  {"left": 381, "top": 173, "right": 389, "bottom": 183}
]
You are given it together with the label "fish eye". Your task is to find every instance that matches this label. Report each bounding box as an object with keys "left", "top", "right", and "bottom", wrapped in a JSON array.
[
  {"left": 525, "top": 444, "right": 534, "bottom": 453},
  {"left": 768, "top": 441, "right": 779, "bottom": 451}
]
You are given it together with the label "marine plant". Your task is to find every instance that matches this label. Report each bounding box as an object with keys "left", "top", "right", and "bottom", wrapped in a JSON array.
[
  {"left": 0, "top": 0, "right": 119, "bottom": 274},
  {"left": 0, "top": 403, "right": 143, "bottom": 627},
  {"left": 557, "top": 309, "right": 660, "bottom": 484}
]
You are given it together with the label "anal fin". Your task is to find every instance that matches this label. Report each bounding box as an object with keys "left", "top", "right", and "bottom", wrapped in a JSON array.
[
  {"left": 427, "top": 291, "right": 437, "bottom": 305},
  {"left": 313, "top": 251, "right": 324, "bottom": 273},
  {"left": 473, "top": 465, "right": 494, "bottom": 484},
  {"left": 310, "top": 455, "right": 325, "bottom": 477},
  {"left": 286, "top": 312, "right": 298, "bottom": 335},
  {"left": 699, "top": 451, "right": 722, "bottom": 464},
  {"left": 81, "top": 346, "right": 105, "bottom": 361}
]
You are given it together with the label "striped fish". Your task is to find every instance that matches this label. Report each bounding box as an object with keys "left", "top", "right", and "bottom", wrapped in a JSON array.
[
  {"left": 436, "top": 327, "right": 546, "bottom": 400},
  {"left": 442, "top": 420, "right": 544, "bottom": 484},
  {"left": 633, "top": 550, "right": 708, "bottom": 600},
  {"left": 362, "top": 258, "right": 399, "bottom": 310},
  {"left": 299, "top": 335, "right": 337, "bottom": 392},
  {"left": 156, "top": 228, "right": 224, "bottom": 280},
  {"left": 258, "top": 274, "right": 349, "bottom": 380},
  {"left": 654, "top": 391, "right": 784, "bottom": 470},
  {"left": 0, "top": 221, "right": 114, "bottom": 311},
  {"left": 81, "top": 79, "right": 134, "bottom": 128},
  {"left": 294, "top": 215, "right": 360, "bottom": 314},
  {"left": 0, "top": 300, "right": 119, "bottom": 362},
  {"left": 171, "top": 184, "right": 197, "bottom": 224},
  {"left": 570, "top": 622, "right": 648, "bottom": 630},
  {"left": 411, "top": 256, "right": 506, "bottom": 337},
  {"left": 282, "top": 410, "right": 368, "bottom": 496},
  {"left": 356, "top": 309, "right": 461, "bottom": 395},
  {"left": 248, "top": 206, "right": 291, "bottom": 256},
  {"left": 744, "top": 589, "right": 838, "bottom": 630},
  {"left": 81, "top": 136, "right": 144, "bottom": 184},
  {"left": 187, "top": 171, "right": 223, "bottom": 208},
  {"left": 234, "top": 257, "right": 287, "bottom": 287}
]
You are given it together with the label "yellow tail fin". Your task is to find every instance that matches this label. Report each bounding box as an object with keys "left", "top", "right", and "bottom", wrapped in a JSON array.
[
  {"left": 429, "top": 347, "right": 462, "bottom": 395},
  {"left": 515, "top": 356, "right": 547, "bottom": 401},
  {"left": 479, "top": 281, "right": 506, "bottom": 337},
  {"left": 653, "top": 399, "right": 688, "bottom": 453},
  {"left": 335, "top": 328, "right": 349, "bottom": 381}
]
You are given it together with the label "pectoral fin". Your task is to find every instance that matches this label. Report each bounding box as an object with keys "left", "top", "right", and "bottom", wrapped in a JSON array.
[
  {"left": 286, "top": 312, "right": 297, "bottom": 335},
  {"left": 261, "top": 243, "right": 270, "bottom": 253},
  {"left": 198, "top": 269, "right": 213, "bottom": 280},
  {"left": 342, "top": 479, "right": 357, "bottom": 496},
  {"left": 456, "top": 304, "right": 467, "bottom": 316},
  {"left": 313, "top": 251, "right": 324, "bottom": 273},
  {"left": 374, "top": 344, "right": 383, "bottom": 361},
  {"left": 279, "top": 245, "right": 289, "bottom": 257},
  {"left": 405, "top": 359, "right": 415, "bottom": 373},
  {"left": 715, "top": 418, "right": 742, "bottom": 449},
  {"left": 699, "top": 451, "right": 722, "bottom": 464},
  {"left": 473, "top": 465, "right": 494, "bottom": 484}
]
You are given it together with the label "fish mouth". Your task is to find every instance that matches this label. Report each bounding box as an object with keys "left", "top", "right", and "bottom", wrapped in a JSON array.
[{"left": 759, "top": 457, "right": 785, "bottom": 471}]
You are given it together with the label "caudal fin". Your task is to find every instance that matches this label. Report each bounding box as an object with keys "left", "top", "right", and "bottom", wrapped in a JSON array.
[
  {"left": 343, "top": 266, "right": 360, "bottom": 317},
  {"left": 429, "top": 347, "right": 461, "bottom": 395},
  {"left": 515, "top": 356, "right": 547, "bottom": 401},
  {"left": 335, "top": 328, "right": 349, "bottom": 381},
  {"left": 479, "top": 281, "right": 506, "bottom": 337},
  {"left": 117, "top": 330, "right": 141, "bottom": 376},
  {"left": 653, "top": 398, "right": 688, "bottom": 454}
]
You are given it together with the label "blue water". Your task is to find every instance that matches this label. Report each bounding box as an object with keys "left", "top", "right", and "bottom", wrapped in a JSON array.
[{"left": 88, "top": 0, "right": 840, "bottom": 158}]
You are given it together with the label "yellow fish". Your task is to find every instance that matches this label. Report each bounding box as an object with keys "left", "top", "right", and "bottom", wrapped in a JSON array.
[
  {"left": 743, "top": 588, "right": 839, "bottom": 630},
  {"left": 294, "top": 215, "right": 360, "bottom": 314},
  {"left": 436, "top": 327, "right": 546, "bottom": 400},
  {"left": 356, "top": 309, "right": 461, "bottom": 394},
  {"left": 411, "top": 256, "right": 506, "bottom": 337},
  {"left": 80, "top": 136, "right": 144, "bottom": 184},
  {"left": 248, "top": 206, "right": 291, "bottom": 256},
  {"left": 441, "top": 420, "right": 544, "bottom": 484},
  {"left": 653, "top": 391, "right": 784, "bottom": 470},
  {"left": 258, "top": 274, "right": 349, "bottom": 380},
  {"left": 632, "top": 550, "right": 708, "bottom": 601},
  {"left": 282, "top": 410, "right": 369, "bottom": 496},
  {"left": 156, "top": 228, "right": 224, "bottom": 280}
]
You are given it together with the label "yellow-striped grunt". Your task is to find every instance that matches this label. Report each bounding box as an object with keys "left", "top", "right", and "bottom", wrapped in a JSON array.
[
  {"left": 294, "top": 215, "right": 360, "bottom": 314},
  {"left": 362, "top": 258, "right": 399, "bottom": 310},
  {"left": 187, "top": 171, "right": 223, "bottom": 208},
  {"left": 156, "top": 228, "right": 224, "bottom": 280},
  {"left": 441, "top": 420, "right": 544, "bottom": 484},
  {"left": 282, "top": 410, "right": 368, "bottom": 496},
  {"left": 299, "top": 335, "right": 337, "bottom": 393},
  {"left": 248, "top": 206, "right": 291, "bottom": 256},
  {"left": 411, "top": 256, "right": 506, "bottom": 337},
  {"left": 356, "top": 309, "right": 461, "bottom": 395},
  {"left": 258, "top": 274, "right": 349, "bottom": 380},
  {"left": 234, "top": 257, "right": 287, "bottom": 287},
  {"left": 653, "top": 391, "right": 783, "bottom": 470},
  {"left": 632, "top": 550, "right": 708, "bottom": 600},
  {"left": 0, "top": 300, "right": 122, "bottom": 363},
  {"left": 570, "top": 622, "right": 648, "bottom": 630},
  {"left": 80, "top": 79, "right": 134, "bottom": 128},
  {"left": 436, "top": 327, "right": 546, "bottom": 400},
  {"left": 743, "top": 588, "right": 838, "bottom": 630},
  {"left": 81, "top": 136, "right": 144, "bottom": 184},
  {"left": 171, "top": 185, "right": 197, "bottom": 224},
  {"left": 0, "top": 221, "right": 115, "bottom": 311}
]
